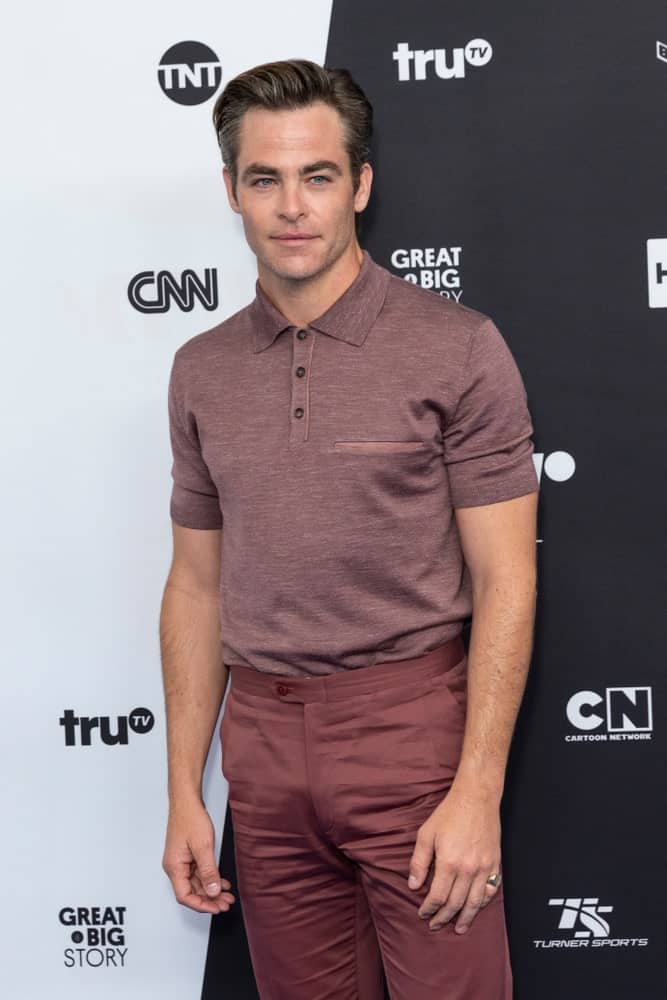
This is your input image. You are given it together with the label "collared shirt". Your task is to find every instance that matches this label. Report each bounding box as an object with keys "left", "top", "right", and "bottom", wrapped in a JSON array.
[{"left": 167, "top": 249, "right": 539, "bottom": 677}]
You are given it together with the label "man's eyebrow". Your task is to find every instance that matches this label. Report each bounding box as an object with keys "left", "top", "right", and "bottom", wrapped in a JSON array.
[
  {"left": 300, "top": 160, "right": 343, "bottom": 176},
  {"left": 240, "top": 160, "right": 344, "bottom": 182},
  {"left": 241, "top": 163, "right": 279, "bottom": 182}
]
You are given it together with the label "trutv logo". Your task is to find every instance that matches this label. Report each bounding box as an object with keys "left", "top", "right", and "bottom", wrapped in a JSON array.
[
  {"left": 60, "top": 708, "right": 154, "bottom": 747},
  {"left": 393, "top": 39, "right": 492, "bottom": 81}
]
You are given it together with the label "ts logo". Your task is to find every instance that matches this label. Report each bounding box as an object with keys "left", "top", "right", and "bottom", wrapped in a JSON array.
[
  {"left": 566, "top": 688, "right": 653, "bottom": 734},
  {"left": 548, "top": 898, "right": 613, "bottom": 938}
]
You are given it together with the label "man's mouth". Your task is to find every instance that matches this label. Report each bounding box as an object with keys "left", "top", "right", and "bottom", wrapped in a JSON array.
[{"left": 272, "top": 234, "right": 318, "bottom": 241}]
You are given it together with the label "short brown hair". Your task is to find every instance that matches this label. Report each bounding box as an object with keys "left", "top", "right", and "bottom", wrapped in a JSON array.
[{"left": 212, "top": 58, "right": 373, "bottom": 199}]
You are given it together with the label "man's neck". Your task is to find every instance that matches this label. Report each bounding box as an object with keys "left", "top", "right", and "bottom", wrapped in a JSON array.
[{"left": 257, "top": 242, "right": 364, "bottom": 329}]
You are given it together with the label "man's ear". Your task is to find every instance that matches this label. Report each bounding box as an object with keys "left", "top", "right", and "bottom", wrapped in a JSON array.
[
  {"left": 222, "top": 166, "right": 241, "bottom": 215},
  {"left": 353, "top": 162, "right": 373, "bottom": 214}
]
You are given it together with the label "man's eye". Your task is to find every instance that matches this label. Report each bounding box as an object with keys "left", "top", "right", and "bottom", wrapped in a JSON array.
[
  {"left": 254, "top": 178, "right": 275, "bottom": 187},
  {"left": 309, "top": 175, "right": 331, "bottom": 184}
]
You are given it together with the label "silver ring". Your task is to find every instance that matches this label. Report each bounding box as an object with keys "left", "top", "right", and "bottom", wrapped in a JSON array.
[{"left": 486, "top": 872, "right": 501, "bottom": 888}]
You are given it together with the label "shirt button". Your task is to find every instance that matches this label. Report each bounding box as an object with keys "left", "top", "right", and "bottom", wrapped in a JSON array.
[
  {"left": 297, "top": 328, "right": 308, "bottom": 340},
  {"left": 296, "top": 366, "right": 306, "bottom": 377},
  {"left": 276, "top": 683, "right": 290, "bottom": 696},
  {"left": 294, "top": 407, "right": 304, "bottom": 418}
]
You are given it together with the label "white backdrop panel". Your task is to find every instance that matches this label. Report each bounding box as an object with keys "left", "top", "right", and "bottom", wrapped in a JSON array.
[{"left": 0, "top": 2, "right": 333, "bottom": 997}]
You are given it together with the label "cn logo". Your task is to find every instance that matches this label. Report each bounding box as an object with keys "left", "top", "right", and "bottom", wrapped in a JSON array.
[
  {"left": 647, "top": 238, "right": 667, "bottom": 308},
  {"left": 548, "top": 898, "right": 613, "bottom": 938},
  {"left": 158, "top": 41, "right": 222, "bottom": 105},
  {"left": 60, "top": 708, "right": 155, "bottom": 747},
  {"left": 128, "top": 269, "right": 219, "bottom": 314},
  {"left": 393, "top": 39, "right": 492, "bottom": 81},
  {"left": 657, "top": 41, "right": 667, "bottom": 64},
  {"left": 533, "top": 451, "right": 575, "bottom": 484},
  {"left": 566, "top": 688, "right": 653, "bottom": 733}
]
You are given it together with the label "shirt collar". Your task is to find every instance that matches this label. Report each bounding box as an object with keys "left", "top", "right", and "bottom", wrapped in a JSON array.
[{"left": 249, "top": 249, "right": 390, "bottom": 353}]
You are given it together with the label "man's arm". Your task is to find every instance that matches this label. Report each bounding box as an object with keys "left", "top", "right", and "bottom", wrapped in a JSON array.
[
  {"left": 408, "top": 490, "right": 538, "bottom": 933},
  {"left": 452, "top": 489, "right": 538, "bottom": 799},
  {"left": 159, "top": 522, "right": 236, "bottom": 914}
]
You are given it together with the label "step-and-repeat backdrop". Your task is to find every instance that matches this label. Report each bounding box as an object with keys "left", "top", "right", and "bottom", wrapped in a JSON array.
[{"left": 2, "top": 2, "right": 664, "bottom": 998}]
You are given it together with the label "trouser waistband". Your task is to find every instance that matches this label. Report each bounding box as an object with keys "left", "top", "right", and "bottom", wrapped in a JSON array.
[{"left": 227, "top": 634, "right": 466, "bottom": 704}]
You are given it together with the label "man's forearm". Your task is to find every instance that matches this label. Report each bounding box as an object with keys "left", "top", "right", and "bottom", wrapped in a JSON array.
[
  {"left": 453, "top": 575, "right": 537, "bottom": 803},
  {"left": 159, "top": 578, "right": 228, "bottom": 805}
]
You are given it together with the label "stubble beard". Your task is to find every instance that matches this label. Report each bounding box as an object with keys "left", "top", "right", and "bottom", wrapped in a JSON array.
[{"left": 256, "top": 228, "right": 354, "bottom": 290}]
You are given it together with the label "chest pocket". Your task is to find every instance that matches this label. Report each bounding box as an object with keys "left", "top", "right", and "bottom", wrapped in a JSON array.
[{"left": 333, "top": 440, "right": 429, "bottom": 454}]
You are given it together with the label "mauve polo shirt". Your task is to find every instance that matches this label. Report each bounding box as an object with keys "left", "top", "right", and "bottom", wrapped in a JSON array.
[{"left": 167, "top": 249, "right": 539, "bottom": 677}]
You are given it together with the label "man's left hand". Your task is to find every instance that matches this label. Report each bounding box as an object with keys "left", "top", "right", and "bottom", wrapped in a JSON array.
[{"left": 407, "top": 780, "right": 502, "bottom": 933}]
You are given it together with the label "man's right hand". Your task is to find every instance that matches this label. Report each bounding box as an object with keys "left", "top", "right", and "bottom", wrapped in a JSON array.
[{"left": 162, "top": 800, "right": 236, "bottom": 914}]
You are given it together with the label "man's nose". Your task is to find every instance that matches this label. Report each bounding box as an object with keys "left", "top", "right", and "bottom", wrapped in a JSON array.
[{"left": 277, "top": 182, "right": 307, "bottom": 220}]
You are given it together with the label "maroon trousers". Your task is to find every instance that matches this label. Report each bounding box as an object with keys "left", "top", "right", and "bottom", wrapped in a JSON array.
[{"left": 220, "top": 636, "right": 513, "bottom": 999}]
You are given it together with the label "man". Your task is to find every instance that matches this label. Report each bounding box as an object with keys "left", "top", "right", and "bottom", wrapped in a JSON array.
[{"left": 160, "top": 58, "right": 538, "bottom": 999}]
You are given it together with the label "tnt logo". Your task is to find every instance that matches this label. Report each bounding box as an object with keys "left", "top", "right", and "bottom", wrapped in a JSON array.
[
  {"left": 647, "top": 238, "right": 667, "bottom": 308},
  {"left": 127, "top": 268, "right": 219, "bottom": 313},
  {"left": 565, "top": 688, "right": 653, "bottom": 742},
  {"left": 158, "top": 41, "right": 222, "bottom": 105},
  {"left": 657, "top": 41, "right": 667, "bottom": 63},
  {"left": 548, "top": 898, "right": 613, "bottom": 938},
  {"left": 393, "top": 39, "right": 492, "bottom": 81},
  {"left": 60, "top": 708, "right": 154, "bottom": 747}
]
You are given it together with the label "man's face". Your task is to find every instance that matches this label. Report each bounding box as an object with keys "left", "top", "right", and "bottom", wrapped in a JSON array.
[{"left": 223, "top": 101, "right": 372, "bottom": 283}]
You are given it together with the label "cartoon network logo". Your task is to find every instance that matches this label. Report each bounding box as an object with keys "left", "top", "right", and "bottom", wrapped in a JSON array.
[
  {"left": 657, "top": 41, "right": 667, "bottom": 64},
  {"left": 565, "top": 687, "right": 653, "bottom": 742},
  {"left": 647, "top": 238, "right": 667, "bottom": 307},
  {"left": 533, "top": 897, "right": 648, "bottom": 949},
  {"left": 393, "top": 39, "right": 492, "bottom": 81},
  {"left": 128, "top": 269, "right": 219, "bottom": 313}
]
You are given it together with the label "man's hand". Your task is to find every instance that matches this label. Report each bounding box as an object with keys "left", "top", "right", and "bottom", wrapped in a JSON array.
[
  {"left": 162, "top": 800, "right": 236, "bottom": 914},
  {"left": 407, "top": 781, "right": 501, "bottom": 933}
]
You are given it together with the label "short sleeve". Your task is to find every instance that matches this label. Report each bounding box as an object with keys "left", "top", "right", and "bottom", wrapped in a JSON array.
[
  {"left": 442, "top": 317, "right": 539, "bottom": 508},
  {"left": 167, "top": 354, "right": 223, "bottom": 530}
]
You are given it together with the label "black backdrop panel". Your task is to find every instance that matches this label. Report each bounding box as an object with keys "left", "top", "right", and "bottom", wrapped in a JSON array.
[{"left": 326, "top": 2, "right": 665, "bottom": 997}]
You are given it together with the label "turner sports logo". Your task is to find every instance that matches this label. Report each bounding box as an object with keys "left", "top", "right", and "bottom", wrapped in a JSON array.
[
  {"left": 393, "top": 39, "right": 492, "bottom": 81},
  {"left": 647, "top": 238, "right": 667, "bottom": 308},
  {"left": 565, "top": 688, "right": 653, "bottom": 743},
  {"left": 158, "top": 41, "right": 222, "bottom": 105},
  {"left": 128, "top": 268, "right": 219, "bottom": 313},
  {"left": 390, "top": 247, "right": 463, "bottom": 301},
  {"left": 60, "top": 708, "right": 154, "bottom": 747},
  {"left": 534, "top": 897, "right": 648, "bottom": 949},
  {"left": 60, "top": 905, "right": 128, "bottom": 968}
]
